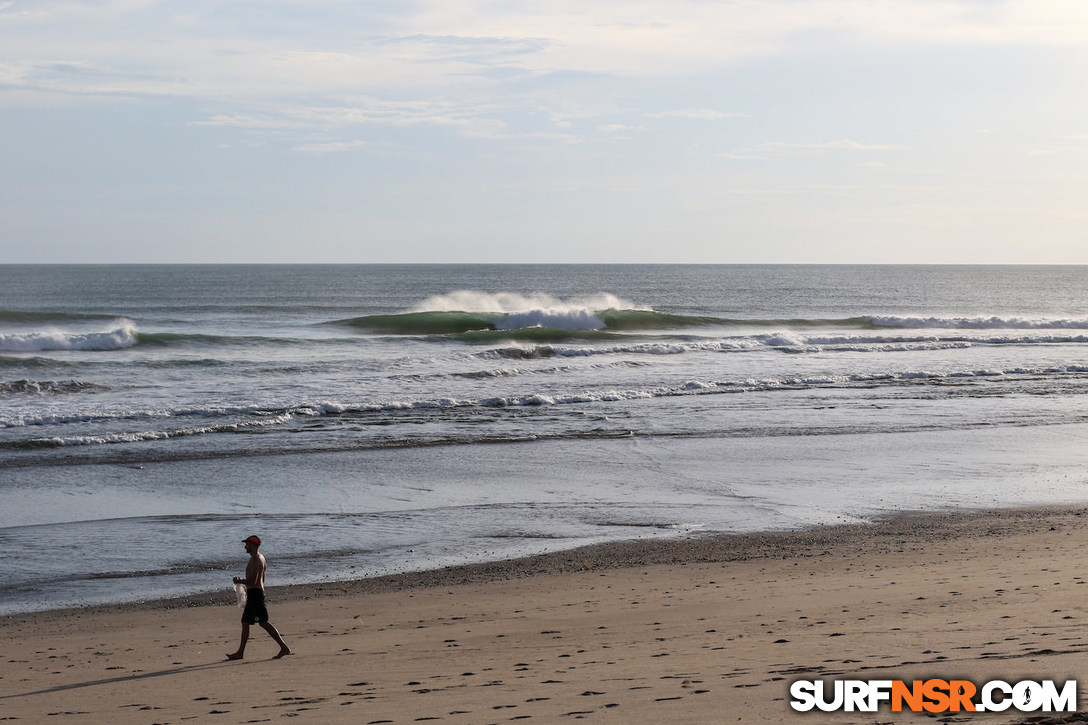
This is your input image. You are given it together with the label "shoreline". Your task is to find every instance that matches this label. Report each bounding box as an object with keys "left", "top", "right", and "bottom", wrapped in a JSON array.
[
  {"left": 5, "top": 503, "right": 1082, "bottom": 619},
  {"left": 5, "top": 504, "right": 1088, "bottom": 724}
]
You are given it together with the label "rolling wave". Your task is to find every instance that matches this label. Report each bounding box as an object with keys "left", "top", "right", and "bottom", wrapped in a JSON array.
[
  {"left": 0, "top": 355, "right": 68, "bottom": 368},
  {"left": 10, "top": 309, "right": 1085, "bottom": 354},
  {"left": 0, "top": 379, "right": 108, "bottom": 396},
  {"left": 328, "top": 306, "right": 1088, "bottom": 338},
  {"left": 6, "top": 320, "right": 1088, "bottom": 361},
  {"left": 133, "top": 331, "right": 302, "bottom": 347},
  {"left": 330, "top": 290, "right": 715, "bottom": 335},
  {"left": 329, "top": 309, "right": 850, "bottom": 336},
  {"left": 6, "top": 364, "right": 1088, "bottom": 447},
  {"left": 0, "top": 324, "right": 311, "bottom": 353},
  {"left": 333, "top": 311, "right": 499, "bottom": 335}
]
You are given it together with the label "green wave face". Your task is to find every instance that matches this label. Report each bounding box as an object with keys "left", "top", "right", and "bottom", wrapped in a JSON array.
[
  {"left": 332, "top": 312, "right": 498, "bottom": 335},
  {"left": 329, "top": 309, "right": 879, "bottom": 337},
  {"left": 133, "top": 332, "right": 297, "bottom": 347},
  {"left": 0, "top": 355, "right": 66, "bottom": 368},
  {"left": 596, "top": 309, "right": 724, "bottom": 330},
  {"left": 134, "top": 332, "right": 231, "bottom": 346},
  {"left": 335, "top": 309, "right": 712, "bottom": 335}
]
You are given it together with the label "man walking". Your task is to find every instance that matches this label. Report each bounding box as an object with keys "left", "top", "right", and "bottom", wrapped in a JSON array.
[{"left": 227, "top": 535, "right": 292, "bottom": 660}]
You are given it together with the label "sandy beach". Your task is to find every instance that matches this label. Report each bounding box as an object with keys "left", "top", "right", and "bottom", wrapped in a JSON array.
[{"left": 3, "top": 506, "right": 1088, "bottom": 724}]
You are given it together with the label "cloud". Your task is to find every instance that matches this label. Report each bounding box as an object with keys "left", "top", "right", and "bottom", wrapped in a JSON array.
[
  {"left": 7, "top": 1, "right": 1086, "bottom": 105},
  {"left": 765, "top": 140, "right": 900, "bottom": 152},
  {"left": 722, "top": 139, "right": 900, "bottom": 160},
  {"left": 646, "top": 109, "right": 745, "bottom": 120},
  {"left": 195, "top": 113, "right": 304, "bottom": 130},
  {"left": 4, "top": 0, "right": 1088, "bottom": 152},
  {"left": 0, "top": 0, "right": 38, "bottom": 19},
  {"left": 195, "top": 99, "right": 513, "bottom": 140},
  {"left": 1026, "top": 135, "right": 1088, "bottom": 157},
  {"left": 293, "top": 140, "right": 367, "bottom": 154}
]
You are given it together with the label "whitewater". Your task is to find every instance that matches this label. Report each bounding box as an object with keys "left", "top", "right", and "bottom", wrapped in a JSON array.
[{"left": 3, "top": 263, "right": 1088, "bottom": 614}]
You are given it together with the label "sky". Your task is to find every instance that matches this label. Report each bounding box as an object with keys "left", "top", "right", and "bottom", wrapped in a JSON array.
[{"left": 2, "top": 0, "right": 1088, "bottom": 264}]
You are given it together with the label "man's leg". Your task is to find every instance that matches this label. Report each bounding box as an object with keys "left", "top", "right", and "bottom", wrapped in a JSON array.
[
  {"left": 227, "top": 623, "right": 250, "bottom": 659},
  {"left": 258, "top": 621, "right": 292, "bottom": 658}
]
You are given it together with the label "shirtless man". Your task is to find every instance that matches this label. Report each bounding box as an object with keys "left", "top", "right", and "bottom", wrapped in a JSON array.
[{"left": 227, "top": 535, "right": 292, "bottom": 660}]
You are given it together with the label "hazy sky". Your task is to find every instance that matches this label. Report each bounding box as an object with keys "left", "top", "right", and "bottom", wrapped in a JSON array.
[{"left": 3, "top": 1, "right": 1088, "bottom": 263}]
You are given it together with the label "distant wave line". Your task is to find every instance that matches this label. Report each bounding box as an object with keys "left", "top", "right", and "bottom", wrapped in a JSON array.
[
  {"left": 329, "top": 310, "right": 1088, "bottom": 336},
  {"left": 0, "top": 325, "right": 323, "bottom": 352},
  {"left": 0, "top": 309, "right": 123, "bottom": 324},
  {"left": 8, "top": 314, "right": 1088, "bottom": 354}
]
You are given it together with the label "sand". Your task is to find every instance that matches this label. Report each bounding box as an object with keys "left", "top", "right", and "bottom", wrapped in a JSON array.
[{"left": 3, "top": 507, "right": 1088, "bottom": 724}]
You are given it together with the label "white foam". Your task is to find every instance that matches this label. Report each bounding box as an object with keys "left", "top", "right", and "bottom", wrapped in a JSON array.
[
  {"left": 0, "top": 379, "right": 106, "bottom": 395},
  {"left": 497, "top": 309, "right": 606, "bottom": 331},
  {"left": 30, "top": 413, "right": 296, "bottom": 447},
  {"left": 0, "top": 322, "right": 137, "bottom": 352},
  {"left": 10, "top": 362, "right": 1088, "bottom": 437},
  {"left": 1, "top": 403, "right": 294, "bottom": 429},
  {"left": 515, "top": 330, "right": 1088, "bottom": 359},
  {"left": 410, "top": 290, "right": 642, "bottom": 314}
]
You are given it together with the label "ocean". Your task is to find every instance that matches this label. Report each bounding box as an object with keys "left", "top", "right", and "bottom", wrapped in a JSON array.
[{"left": 3, "top": 264, "right": 1088, "bottom": 615}]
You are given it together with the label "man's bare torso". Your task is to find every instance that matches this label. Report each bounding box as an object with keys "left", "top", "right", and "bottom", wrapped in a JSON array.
[{"left": 245, "top": 552, "right": 267, "bottom": 591}]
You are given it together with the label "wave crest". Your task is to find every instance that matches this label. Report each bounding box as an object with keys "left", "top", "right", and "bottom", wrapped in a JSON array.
[
  {"left": 409, "top": 290, "right": 641, "bottom": 314},
  {"left": 0, "top": 322, "right": 137, "bottom": 352}
]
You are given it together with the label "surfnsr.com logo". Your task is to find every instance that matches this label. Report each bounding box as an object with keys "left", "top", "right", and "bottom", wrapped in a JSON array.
[{"left": 790, "top": 679, "right": 1077, "bottom": 713}]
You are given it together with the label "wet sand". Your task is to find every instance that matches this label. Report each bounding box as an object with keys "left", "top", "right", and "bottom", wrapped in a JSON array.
[{"left": 3, "top": 506, "right": 1088, "bottom": 723}]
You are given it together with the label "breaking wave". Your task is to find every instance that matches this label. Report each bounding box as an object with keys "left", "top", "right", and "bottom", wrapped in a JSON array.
[
  {"left": 329, "top": 290, "right": 716, "bottom": 336},
  {"left": 327, "top": 291, "right": 1088, "bottom": 339},
  {"left": 408, "top": 291, "right": 641, "bottom": 314},
  {"left": 0, "top": 323, "right": 138, "bottom": 352}
]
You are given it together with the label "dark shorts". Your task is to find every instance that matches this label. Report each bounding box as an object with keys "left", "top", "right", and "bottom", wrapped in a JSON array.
[{"left": 241, "top": 588, "right": 269, "bottom": 624}]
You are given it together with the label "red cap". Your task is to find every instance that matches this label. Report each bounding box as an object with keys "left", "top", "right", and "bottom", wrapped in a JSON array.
[{"left": 242, "top": 535, "right": 262, "bottom": 545}]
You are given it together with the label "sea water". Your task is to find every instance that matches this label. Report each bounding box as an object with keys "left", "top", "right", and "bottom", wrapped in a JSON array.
[{"left": 2, "top": 264, "right": 1088, "bottom": 614}]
